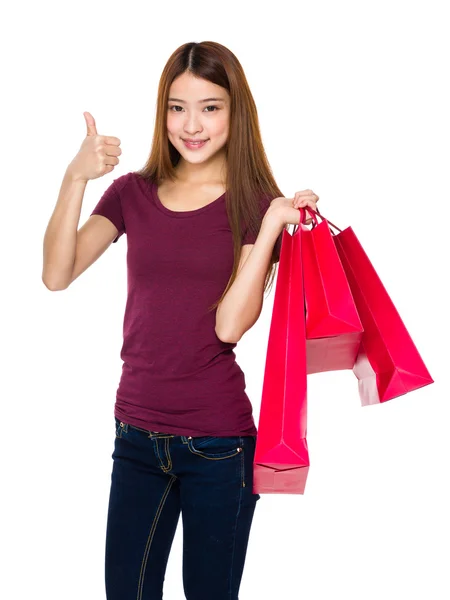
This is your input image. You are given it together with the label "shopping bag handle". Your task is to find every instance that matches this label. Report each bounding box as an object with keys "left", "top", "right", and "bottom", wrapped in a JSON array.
[
  {"left": 299, "top": 206, "right": 343, "bottom": 235},
  {"left": 292, "top": 207, "right": 315, "bottom": 235}
]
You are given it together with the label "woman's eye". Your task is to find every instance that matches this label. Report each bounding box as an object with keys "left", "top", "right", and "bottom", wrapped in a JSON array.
[{"left": 168, "top": 105, "right": 219, "bottom": 112}]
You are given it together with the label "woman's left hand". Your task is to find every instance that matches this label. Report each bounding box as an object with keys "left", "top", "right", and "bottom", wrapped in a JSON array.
[
  {"left": 292, "top": 189, "right": 319, "bottom": 213},
  {"left": 269, "top": 189, "right": 320, "bottom": 227}
]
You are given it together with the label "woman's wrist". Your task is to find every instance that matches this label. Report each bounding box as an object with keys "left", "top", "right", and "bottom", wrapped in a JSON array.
[{"left": 261, "top": 207, "right": 287, "bottom": 237}]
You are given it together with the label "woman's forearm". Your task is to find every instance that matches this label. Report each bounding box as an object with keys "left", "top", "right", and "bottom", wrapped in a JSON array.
[
  {"left": 215, "top": 210, "right": 284, "bottom": 343},
  {"left": 42, "top": 168, "right": 87, "bottom": 290}
]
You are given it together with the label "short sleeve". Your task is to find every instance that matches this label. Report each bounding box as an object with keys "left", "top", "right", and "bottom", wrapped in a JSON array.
[
  {"left": 90, "top": 179, "right": 126, "bottom": 243},
  {"left": 241, "top": 195, "right": 283, "bottom": 262}
]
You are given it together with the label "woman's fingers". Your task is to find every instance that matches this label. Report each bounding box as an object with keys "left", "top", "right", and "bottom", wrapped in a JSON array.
[
  {"left": 294, "top": 199, "right": 318, "bottom": 211},
  {"left": 293, "top": 190, "right": 319, "bottom": 209},
  {"left": 294, "top": 190, "right": 319, "bottom": 201}
]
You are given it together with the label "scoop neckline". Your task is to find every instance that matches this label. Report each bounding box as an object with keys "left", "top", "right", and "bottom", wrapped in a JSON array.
[{"left": 151, "top": 180, "right": 227, "bottom": 218}]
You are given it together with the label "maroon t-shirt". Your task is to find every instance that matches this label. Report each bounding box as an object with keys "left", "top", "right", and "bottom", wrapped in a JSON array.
[{"left": 90, "top": 171, "right": 281, "bottom": 436}]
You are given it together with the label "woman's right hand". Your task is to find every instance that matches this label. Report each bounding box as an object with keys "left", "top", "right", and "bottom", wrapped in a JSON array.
[{"left": 67, "top": 112, "right": 122, "bottom": 182}]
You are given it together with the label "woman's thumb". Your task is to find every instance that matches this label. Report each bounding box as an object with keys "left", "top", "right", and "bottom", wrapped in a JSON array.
[{"left": 83, "top": 111, "right": 97, "bottom": 136}]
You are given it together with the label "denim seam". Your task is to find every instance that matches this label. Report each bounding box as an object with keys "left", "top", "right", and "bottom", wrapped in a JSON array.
[
  {"left": 164, "top": 438, "right": 173, "bottom": 471},
  {"left": 194, "top": 436, "right": 240, "bottom": 450},
  {"left": 137, "top": 475, "right": 177, "bottom": 600},
  {"left": 187, "top": 439, "right": 242, "bottom": 461},
  {"left": 240, "top": 437, "right": 245, "bottom": 488},
  {"left": 228, "top": 468, "right": 244, "bottom": 598},
  {"left": 154, "top": 439, "right": 169, "bottom": 471},
  {"left": 117, "top": 420, "right": 175, "bottom": 438}
]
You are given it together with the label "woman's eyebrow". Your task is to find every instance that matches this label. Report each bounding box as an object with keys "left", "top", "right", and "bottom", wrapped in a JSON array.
[{"left": 168, "top": 97, "right": 225, "bottom": 103}]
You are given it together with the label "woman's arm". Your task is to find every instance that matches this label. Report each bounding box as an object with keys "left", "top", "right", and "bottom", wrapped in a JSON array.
[
  {"left": 42, "top": 168, "right": 88, "bottom": 290},
  {"left": 215, "top": 209, "right": 284, "bottom": 343}
]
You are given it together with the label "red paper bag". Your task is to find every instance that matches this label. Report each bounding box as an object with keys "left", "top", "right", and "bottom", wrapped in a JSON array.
[
  {"left": 301, "top": 208, "right": 364, "bottom": 374},
  {"left": 253, "top": 222, "right": 310, "bottom": 494},
  {"left": 332, "top": 226, "right": 434, "bottom": 404}
]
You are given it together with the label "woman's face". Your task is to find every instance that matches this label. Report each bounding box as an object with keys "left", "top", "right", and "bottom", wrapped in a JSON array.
[{"left": 167, "top": 72, "right": 230, "bottom": 165}]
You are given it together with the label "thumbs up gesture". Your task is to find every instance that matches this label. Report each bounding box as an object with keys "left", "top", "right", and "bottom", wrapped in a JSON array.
[{"left": 67, "top": 112, "right": 122, "bottom": 182}]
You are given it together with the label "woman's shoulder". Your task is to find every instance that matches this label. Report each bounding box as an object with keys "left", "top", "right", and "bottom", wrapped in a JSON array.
[{"left": 113, "top": 171, "right": 155, "bottom": 196}]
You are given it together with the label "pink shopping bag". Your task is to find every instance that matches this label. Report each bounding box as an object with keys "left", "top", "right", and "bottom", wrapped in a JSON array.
[
  {"left": 301, "top": 208, "right": 363, "bottom": 374},
  {"left": 331, "top": 222, "right": 434, "bottom": 404},
  {"left": 253, "top": 219, "right": 310, "bottom": 494}
]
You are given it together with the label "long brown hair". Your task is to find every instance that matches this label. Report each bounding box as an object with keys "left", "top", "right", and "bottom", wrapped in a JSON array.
[{"left": 134, "top": 41, "right": 285, "bottom": 311}]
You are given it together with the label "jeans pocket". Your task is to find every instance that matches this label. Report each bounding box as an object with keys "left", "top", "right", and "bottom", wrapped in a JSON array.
[{"left": 188, "top": 435, "right": 243, "bottom": 460}]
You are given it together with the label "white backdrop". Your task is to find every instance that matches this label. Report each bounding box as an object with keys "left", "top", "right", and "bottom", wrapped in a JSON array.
[{"left": 2, "top": 0, "right": 448, "bottom": 598}]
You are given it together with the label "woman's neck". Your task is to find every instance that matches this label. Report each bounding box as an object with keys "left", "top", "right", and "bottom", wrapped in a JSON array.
[{"left": 174, "top": 154, "right": 227, "bottom": 186}]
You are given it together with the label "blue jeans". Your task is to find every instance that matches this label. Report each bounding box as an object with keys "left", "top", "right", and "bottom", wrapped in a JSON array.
[{"left": 105, "top": 417, "right": 261, "bottom": 600}]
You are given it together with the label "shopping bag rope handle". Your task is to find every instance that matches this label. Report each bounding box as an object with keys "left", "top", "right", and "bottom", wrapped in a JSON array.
[{"left": 296, "top": 206, "right": 343, "bottom": 235}]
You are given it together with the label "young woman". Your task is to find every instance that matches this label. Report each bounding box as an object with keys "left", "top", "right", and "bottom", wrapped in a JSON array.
[{"left": 43, "top": 41, "right": 319, "bottom": 600}]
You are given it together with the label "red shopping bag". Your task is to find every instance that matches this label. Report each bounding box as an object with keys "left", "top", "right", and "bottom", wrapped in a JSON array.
[
  {"left": 331, "top": 223, "right": 434, "bottom": 404},
  {"left": 253, "top": 220, "right": 310, "bottom": 494},
  {"left": 301, "top": 208, "right": 364, "bottom": 374}
]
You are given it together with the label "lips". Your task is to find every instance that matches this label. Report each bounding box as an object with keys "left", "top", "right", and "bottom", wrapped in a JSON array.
[{"left": 182, "top": 138, "right": 209, "bottom": 150}]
